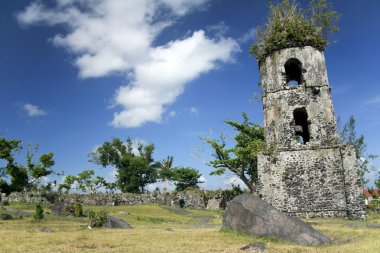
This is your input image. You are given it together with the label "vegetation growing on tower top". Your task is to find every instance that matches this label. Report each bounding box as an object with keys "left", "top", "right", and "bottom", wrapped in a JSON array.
[{"left": 250, "top": 0, "right": 340, "bottom": 64}]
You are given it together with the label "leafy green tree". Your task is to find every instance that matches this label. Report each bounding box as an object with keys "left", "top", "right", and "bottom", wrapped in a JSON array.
[
  {"left": 203, "top": 113, "right": 265, "bottom": 193},
  {"left": 172, "top": 167, "right": 203, "bottom": 191},
  {"left": 376, "top": 176, "right": 380, "bottom": 190},
  {"left": 90, "top": 138, "right": 159, "bottom": 193},
  {"left": 25, "top": 145, "right": 55, "bottom": 189},
  {"left": 58, "top": 170, "right": 114, "bottom": 194},
  {"left": 339, "top": 116, "right": 378, "bottom": 185},
  {"left": 0, "top": 137, "right": 55, "bottom": 193},
  {"left": 159, "top": 156, "right": 174, "bottom": 192},
  {"left": 250, "top": 0, "right": 340, "bottom": 63}
]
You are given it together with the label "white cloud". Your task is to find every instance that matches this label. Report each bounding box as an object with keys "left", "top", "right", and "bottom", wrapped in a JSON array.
[
  {"left": 189, "top": 106, "right": 199, "bottom": 115},
  {"left": 199, "top": 175, "right": 207, "bottom": 184},
  {"left": 223, "top": 176, "right": 247, "bottom": 190},
  {"left": 22, "top": 103, "right": 47, "bottom": 117},
  {"left": 17, "top": 0, "right": 239, "bottom": 128},
  {"left": 207, "top": 21, "right": 229, "bottom": 38},
  {"left": 169, "top": 111, "right": 176, "bottom": 117},
  {"left": 239, "top": 27, "right": 256, "bottom": 44}
]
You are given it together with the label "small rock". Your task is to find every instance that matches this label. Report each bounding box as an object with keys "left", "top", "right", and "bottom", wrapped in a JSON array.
[
  {"left": 118, "top": 211, "right": 129, "bottom": 215},
  {"left": 240, "top": 243, "right": 265, "bottom": 253},
  {"left": 0, "top": 213, "right": 13, "bottom": 220},
  {"left": 40, "top": 227, "right": 53, "bottom": 233},
  {"left": 165, "top": 228, "right": 174, "bottom": 232}
]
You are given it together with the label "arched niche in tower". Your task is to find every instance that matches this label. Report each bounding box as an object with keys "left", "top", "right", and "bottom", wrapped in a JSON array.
[
  {"left": 293, "top": 108, "right": 310, "bottom": 144},
  {"left": 284, "top": 58, "right": 303, "bottom": 86}
]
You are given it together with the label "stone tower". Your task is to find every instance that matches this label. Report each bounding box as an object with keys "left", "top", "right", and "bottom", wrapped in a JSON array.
[{"left": 257, "top": 46, "right": 365, "bottom": 219}]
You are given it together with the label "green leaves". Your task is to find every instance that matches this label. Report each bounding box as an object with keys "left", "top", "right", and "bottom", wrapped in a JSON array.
[
  {"left": 250, "top": 0, "right": 340, "bottom": 63},
  {"left": 203, "top": 113, "right": 264, "bottom": 192},
  {"left": 0, "top": 137, "right": 56, "bottom": 193},
  {"left": 171, "top": 167, "right": 203, "bottom": 191},
  {"left": 90, "top": 137, "right": 159, "bottom": 193},
  {"left": 339, "top": 116, "right": 378, "bottom": 185}
]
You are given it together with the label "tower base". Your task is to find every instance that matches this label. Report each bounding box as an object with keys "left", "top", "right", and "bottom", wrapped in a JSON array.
[{"left": 257, "top": 145, "right": 366, "bottom": 220}]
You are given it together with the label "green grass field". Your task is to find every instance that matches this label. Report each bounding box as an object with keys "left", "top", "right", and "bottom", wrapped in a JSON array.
[{"left": 1, "top": 203, "right": 379, "bottom": 253}]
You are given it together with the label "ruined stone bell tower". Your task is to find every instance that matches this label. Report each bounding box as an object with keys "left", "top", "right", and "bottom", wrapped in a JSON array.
[{"left": 257, "top": 46, "right": 366, "bottom": 219}]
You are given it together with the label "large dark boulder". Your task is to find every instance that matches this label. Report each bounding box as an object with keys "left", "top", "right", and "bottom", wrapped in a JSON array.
[
  {"left": 103, "top": 216, "right": 133, "bottom": 229},
  {"left": 223, "top": 194, "right": 331, "bottom": 246}
]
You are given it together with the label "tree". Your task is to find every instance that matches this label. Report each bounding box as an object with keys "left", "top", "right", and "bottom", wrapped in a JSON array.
[
  {"left": 90, "top": 138, "right": 159, "bottom": 193},
  {"left": 159, "top": 156, "right": 174, "bottom": 192},
  {"left": 250, "top": 0, "right": 340, "bottom": 63},
  {"left": 203, "top": 113, "right": 265, "bottom": 193},
  {"left": 375, "top": 175, "right": 380, "bottom": 190},
  {"left": 172, "top": 167, "right": 203, "bottom": 191},
  {"left": 339, "top": 116, "right": 378, "bottom": 185},
  {"left": 0, "top": 137, "right": 56, "bottom": 193},
  {"left": 58, "top": 169, "right": 114, "bottom": 194}
]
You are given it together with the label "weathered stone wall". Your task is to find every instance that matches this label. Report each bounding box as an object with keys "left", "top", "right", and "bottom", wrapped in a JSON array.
[
  {"left": 258, "top": 146, "right": 365, "bottom": 219},
  {"left": 257, "top": 46, "right": 366, "bottom": 219},
  {"left": 260, "top": 46, "right": 340, "bottom": 149},
  {"left": 3, "top": 192, "right": 49, "bottom": 204},
  {"left": 3, "top": 190, "right": 226, "bottom": 210}
]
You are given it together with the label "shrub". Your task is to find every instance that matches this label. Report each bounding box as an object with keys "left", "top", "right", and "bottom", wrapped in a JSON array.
[
  {"left": 88, "top": 210, "right": 108, "bottom": 227},
  {"left": 33, "top": 202, "right": 44, "bottom": 221},
  {"left": 250, "top": 0, "right": 340, "bottom": 64},
  {"left": 74, "top": 202, "right": 83, "bottom": 217}
]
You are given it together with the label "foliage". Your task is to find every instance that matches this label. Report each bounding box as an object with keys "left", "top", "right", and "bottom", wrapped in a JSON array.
[
  {"left": 171, "top": 167, "right": 203, "bottom": 191},
  {"left": 203, "top": 113, "right": 265, "bottom": 193},
  {"left": 250, "top": 0, "right": 340, "bottom": 63},
  {"left": 339, "top": 116, "right": 378, "bottom": 185},
  {"left": 159, "top": 156, "right": 174, "bottom": 192},
  {"left": 88, "top": 210, "right": 108, "bottom": 228},
  {"left": 220, "top": 184, "right": 245, "bottom": 209},
  {"left": 90, "top": 138, "right": 159, "bottom": 193},
  {"left": 58, "top": 169, "right": 114, "bottom": 194},
  {"left": 74, "top": 202, "right": 83, "bottom": 217},
  {"left": 0, "top": 137, "right": 56, "bottom": 193},
  {"left": 0, "top": 179, "right": 11, "bottom": 195},
  {"left": 376, "top": 176, "right": 380, "bottom": 190},
  {"left": 367, "top": 199, "right": 380, "bottom": 212},
  {"left": 33, "top": 202, "right": 44, "bottom": 221}
]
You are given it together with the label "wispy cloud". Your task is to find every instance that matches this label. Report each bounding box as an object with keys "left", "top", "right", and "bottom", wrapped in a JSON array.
[
  {"left": 238, "top": 27, "right": 256, "bottom": 44},
  {"left": 17, "top": 0, "right": 239, "bottom": 128},
  {"left": 364, "top": 94, "right": 380, "bottom": 106},
  {"left": 169, "top": 110, "right": 176, "bottom": 117},
  {"left": 22, "top": 103, "right": 47, "bottom": 117},
  {"left": 189, "top": 106, "right": 199, "bottom": 115}
]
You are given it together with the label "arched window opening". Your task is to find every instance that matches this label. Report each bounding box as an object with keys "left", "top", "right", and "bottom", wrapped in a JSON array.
[
  {"left": 285, "top": 58, "right": 303, "bottom": 85},
  {"left": 293, "top": 108, "right": 310, "bottom": 144}
]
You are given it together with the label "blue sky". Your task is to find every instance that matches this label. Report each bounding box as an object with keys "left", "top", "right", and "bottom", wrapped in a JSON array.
[{"left": 1, "top": 0, "right": 379, "bottom": 190}]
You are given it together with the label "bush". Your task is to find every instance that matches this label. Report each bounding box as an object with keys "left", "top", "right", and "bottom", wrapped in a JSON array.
[
  {"left": 74, "top": 202, "right": 83, "bottom": 217},
  {"left": 88, "top": 210, "right": 108, "bottom": 227},
  {"left": 250, "top": 0, "right": 340, "bottom": 63},
  {"left": 34, "top": 202, "right": 44, "bottom": 221}
]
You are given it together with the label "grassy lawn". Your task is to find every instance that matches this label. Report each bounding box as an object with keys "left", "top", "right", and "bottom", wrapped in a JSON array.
[{"left": 0, "top": 203, "right": 379, "bottom": 253}]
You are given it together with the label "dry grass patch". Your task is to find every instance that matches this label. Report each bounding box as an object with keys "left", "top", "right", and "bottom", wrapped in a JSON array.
[{"left": 1, "top": 203, "right": 379, "bottom": 253}]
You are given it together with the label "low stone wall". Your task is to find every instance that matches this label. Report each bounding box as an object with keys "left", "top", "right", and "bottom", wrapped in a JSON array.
[
  {"left": 2, "top": 192, "right": 49, "bottom": 204},
  {"left": 2, "top": 190, "right": 235, "bottom": 210}
]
